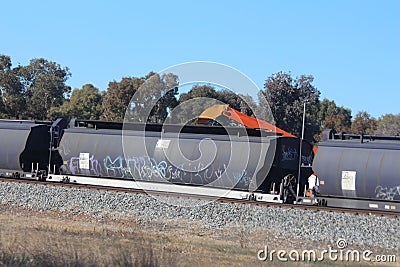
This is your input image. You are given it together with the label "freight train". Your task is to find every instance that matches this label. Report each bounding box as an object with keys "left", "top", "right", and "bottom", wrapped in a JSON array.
[{"left": 0, "top": 118, "right": 399, "bottom": 212}]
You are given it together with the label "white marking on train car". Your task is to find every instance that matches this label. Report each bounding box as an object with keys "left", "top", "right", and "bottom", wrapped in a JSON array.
[{"left": 51, "top": 175, "right": 282, "bottom": 203}]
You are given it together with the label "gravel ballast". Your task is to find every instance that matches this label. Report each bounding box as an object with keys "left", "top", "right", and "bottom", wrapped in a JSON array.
[{"left": 0, "top": 181, "right": 399, "bottom": 253}]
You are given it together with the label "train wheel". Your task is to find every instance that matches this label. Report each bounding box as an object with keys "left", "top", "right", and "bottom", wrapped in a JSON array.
[{"left": 318, "top": 199, "right": 327, "bottom": 207}]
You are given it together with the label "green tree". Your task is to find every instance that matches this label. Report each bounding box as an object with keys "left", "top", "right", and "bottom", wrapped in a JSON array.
[
  {"left": 0, "top": 55, "right": 25, "bottom": 119},
  {"left": 103, "top": 76, "right": 145, "bottom": 121},
  {"left": 351, "top": 111, "right": 377, "bottom": 134},
  {"left": 16, "top": 58, "right": 71, "bottom": 120},
  {"left": 179, "top": 84, "right": 219, "bottom": 101},
  {"left": 174, "top": 84, "right": 221, "bottom": 124},
  {"left": 141, "top": 72, "right": 179, "bottom": 124},
  {"left": 263, "top": 72, "right": 320, "bottom": 139},
  {"left": 375, "top": 113, "right": 400, "bottom": 135},
  {"left": 173, "top": 84, "right": 263, "bottom": 125},
  {"left": 49, "top": 84, "right": 103, "bottom": 120},
  {"left": 318, "top": 98, "right": 352, "bottom": 132},
  {"left": 238, "top": 94, "right": 258, "bottom": 117},
  {"left": 0, "top": 90, "right": 5, "bottom": 118},
  {"left": 215, "top": 89, "right": 243, "bottom": 112},
  {"left": 104, "top": 72, "right": 179, "bottom": 123}
]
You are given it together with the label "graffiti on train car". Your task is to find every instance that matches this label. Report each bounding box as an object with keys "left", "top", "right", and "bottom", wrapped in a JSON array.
[
  {"left": 301, "top": 154, "right": 313, "bottom": 166},
  {"left": 280, "top": 145, "right": 313, "bottom": 166},
  {"left": 64, "top": 153, "right": 253, "bottom": 188},
  {"left": 281, "top": 146, "right": 298, "bottom": 161},
  {"left": 67, "top": 155, "right": 103, "bottom": 176},
  {"left": 375, "top": 185, "right": 400, "bottom": 201}
]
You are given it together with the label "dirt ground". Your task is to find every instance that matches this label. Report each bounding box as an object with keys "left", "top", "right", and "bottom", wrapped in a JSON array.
[{"left": 0, "top": 205, "right": 397, "bottom": 267}]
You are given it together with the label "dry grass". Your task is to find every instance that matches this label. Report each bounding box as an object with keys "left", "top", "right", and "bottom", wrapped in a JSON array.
[
  {"left": 0, "top": 216, "right": 163, "bottom": 266},
  {"left": 0, "top": 208, "right": 262, "bottom": 267},
  {"left": 0, "top": 207, "right": 396, "bottom": 267}
]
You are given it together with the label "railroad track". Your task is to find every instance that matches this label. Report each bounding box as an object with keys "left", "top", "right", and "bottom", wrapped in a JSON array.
[{"left": 0, "top": 177, "right": 398, "bottom": 218}]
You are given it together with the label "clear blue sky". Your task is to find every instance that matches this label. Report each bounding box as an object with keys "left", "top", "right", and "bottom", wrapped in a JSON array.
[{"left": 2, "top": 1, "right": 399, "bottom": 118}]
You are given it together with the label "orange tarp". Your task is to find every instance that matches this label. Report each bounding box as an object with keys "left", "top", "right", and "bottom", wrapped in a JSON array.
[{"left": 198, "top": 104, "right": 296, "bottom": 138}]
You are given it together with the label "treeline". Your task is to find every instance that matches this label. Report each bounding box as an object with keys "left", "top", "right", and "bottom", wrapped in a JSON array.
[{"left": 0, "top": 55, "right": 399, "bottom": 141}]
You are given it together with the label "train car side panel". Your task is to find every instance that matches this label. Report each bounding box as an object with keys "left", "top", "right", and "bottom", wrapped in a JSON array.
[
  {"left": 313, "top": 141, "right": 400, "bottom": 202},
  {"left": 0, "top": 122, "right": 50, "bottom": 173}
]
